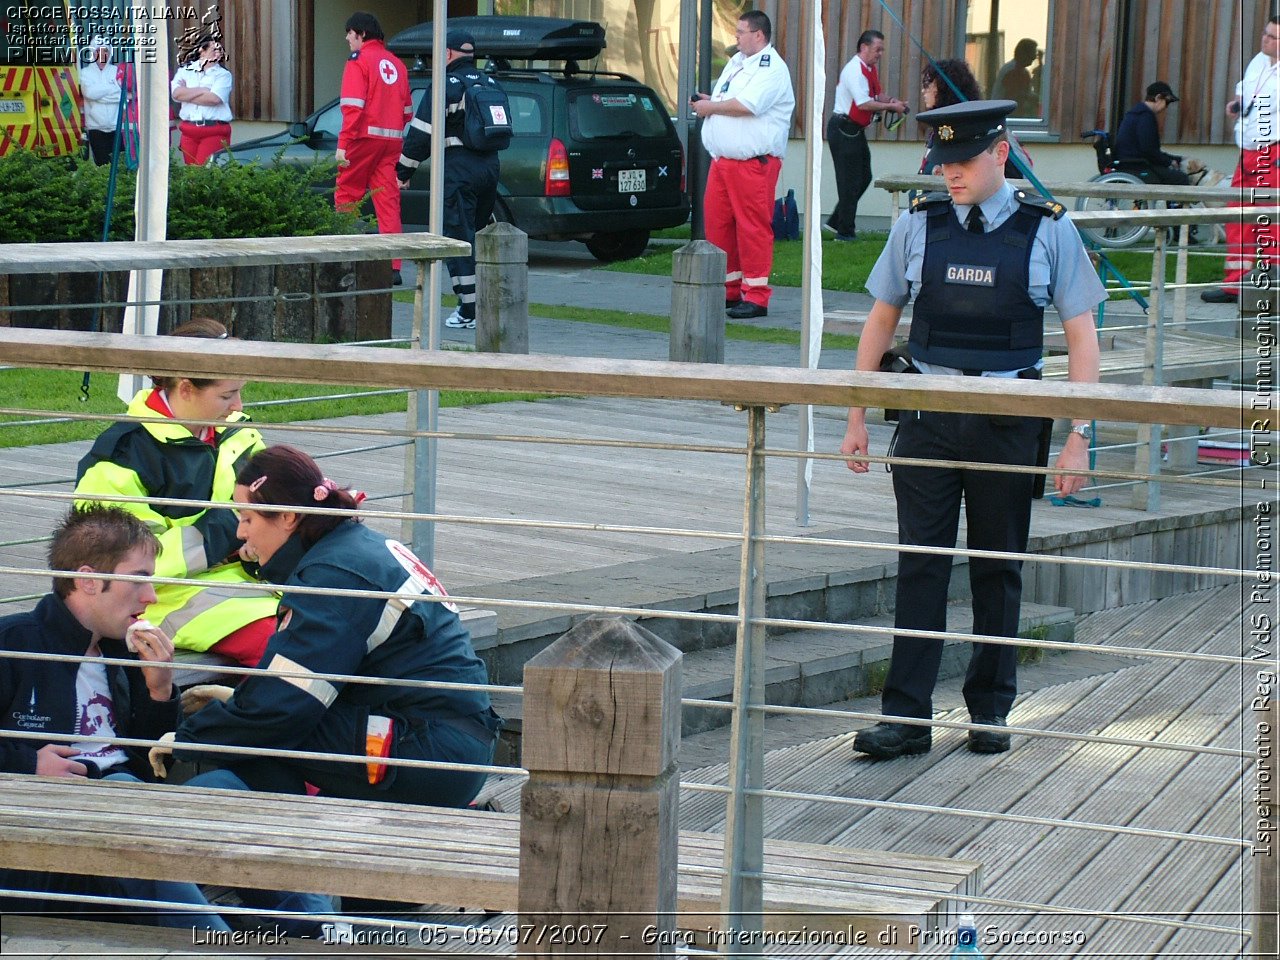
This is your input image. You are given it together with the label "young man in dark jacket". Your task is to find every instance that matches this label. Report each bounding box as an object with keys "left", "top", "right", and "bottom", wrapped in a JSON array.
[
  {"left": 0, "top": 505, "right": 228, "bottom": 930},
  {"left": 1114, "top": 81, "right": 1189, "bottom": 185}
]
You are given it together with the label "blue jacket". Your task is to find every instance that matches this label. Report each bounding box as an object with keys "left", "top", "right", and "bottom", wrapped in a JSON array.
[
  {"left": 1115, "top": 102, "right": 1180, "bottom": 168},
  {"left": 0, "top": 593, "right": 180, "bottom": 779},
  {"left": 175, "top": 522, "right": 491, "bottom": 783}
]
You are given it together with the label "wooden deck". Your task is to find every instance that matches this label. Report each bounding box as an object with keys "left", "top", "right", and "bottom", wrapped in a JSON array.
[
  {"left": 497, "top": 585, "right": 1251, "bottom": 958},
  {"left": 0, "top": 398, "right": 1264, "bottom": 958},
  {"left": 0, "top": 396, "right": 1250, "bottom": 597},
  {"left": 1, "top": 588, "right": 1254, "bottom": 958}
]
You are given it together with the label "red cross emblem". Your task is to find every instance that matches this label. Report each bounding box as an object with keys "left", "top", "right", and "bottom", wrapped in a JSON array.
[
  {"left": 387, "top": 540, "right": 458, "bottom": 613},
  {"left": 379, "top": 59, "right": 399, "bottom": 85}
]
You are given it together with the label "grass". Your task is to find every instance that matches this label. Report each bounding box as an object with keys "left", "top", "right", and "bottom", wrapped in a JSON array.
[
  {"left": 610, "top": 233, "right": 887, "bottom": 293},
  {"left": 641, "top": 225, "right": 1222, "bottom": 303},
  {"left": 1095, "top": 244, "right": 1222, "bottom": 302},
  {"left": 0, "top": 364, "right": 548, "bottom": 449}
]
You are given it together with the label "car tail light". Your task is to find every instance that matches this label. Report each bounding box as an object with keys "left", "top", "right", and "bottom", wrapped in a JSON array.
[{"left": 545, "top": 138, "right": 571, "bottom": 197}]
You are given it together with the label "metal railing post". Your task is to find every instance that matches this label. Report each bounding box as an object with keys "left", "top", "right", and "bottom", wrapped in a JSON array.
[
  {"left": 1132, "top": 227, "right": 1166, "bottom": 511},
  {"left": 402, "top": 257, "right": 441, "bottom": 564},
  {"left": 720, "top": 403, "right": 769, "bottom": 951}
]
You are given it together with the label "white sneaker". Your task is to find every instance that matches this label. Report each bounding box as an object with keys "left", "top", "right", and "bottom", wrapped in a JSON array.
[{"left": 444, "top": 309, "right": 475, "bottom": 329}]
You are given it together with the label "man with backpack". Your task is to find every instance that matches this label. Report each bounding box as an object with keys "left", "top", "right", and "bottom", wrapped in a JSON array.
[{"left": 398, "top": 28, "right": 512, "bottom": 330}]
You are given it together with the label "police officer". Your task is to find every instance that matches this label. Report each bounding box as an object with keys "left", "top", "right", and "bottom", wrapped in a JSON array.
[
  {"left": 839, "top": 101, "right": 1104, "bottom": 760},
  {"left": 397, "top": 29, "right": 504, "bottom": 330}
]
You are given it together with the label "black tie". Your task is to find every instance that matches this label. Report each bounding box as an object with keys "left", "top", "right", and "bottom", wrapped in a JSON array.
[{"left": 966, "top": 208, "right": 984, "bottom": 234}]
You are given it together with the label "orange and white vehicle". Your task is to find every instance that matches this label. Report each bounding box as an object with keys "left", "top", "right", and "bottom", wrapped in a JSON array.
[{"left": 0, "top": 3, "right": 83, "bottom": 157}]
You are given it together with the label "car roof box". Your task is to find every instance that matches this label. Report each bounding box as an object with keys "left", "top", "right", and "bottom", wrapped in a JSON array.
[{"left": 388, "top": 16, "right": 606, "bottom": 62}]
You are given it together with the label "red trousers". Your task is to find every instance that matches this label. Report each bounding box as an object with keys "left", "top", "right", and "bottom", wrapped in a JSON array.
[
  {"left": 177, "top": 121, "right": 231, "bottom": 166},
  {"left": 335, "top": 137, "right": 405, "bottom": 270},
  {"left": 1221, "top": 145, "right": 1280, "bottom": 293},
  {"left": 705, "top": 155, "right": 782, "bottom": 306}
]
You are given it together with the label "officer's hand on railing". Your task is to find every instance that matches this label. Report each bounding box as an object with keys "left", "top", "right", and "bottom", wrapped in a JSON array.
[
  {"left": 149, "top": 731, "right": 176, "bottom": 779},
  {"left": 181, "top": 684, "right": 236, "bottom": 716},
  {"left": 1053, "top": 436, "right": 1092, "bottom": 497},
  {"left": 840, "top": 421, "right": 871, "bottom": 474}
]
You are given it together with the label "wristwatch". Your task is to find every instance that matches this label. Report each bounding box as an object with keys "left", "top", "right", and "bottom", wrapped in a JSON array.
[{"left": 1069, "top": 422, "right": 1093, "bottom": 443}]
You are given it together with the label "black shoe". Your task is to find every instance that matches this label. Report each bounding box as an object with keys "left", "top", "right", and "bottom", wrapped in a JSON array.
[
  {"left": 726, "top": 297, "right": 742, "bottom": 309},
  {"left": 1200, "top": 289, "right": 1237, "bottom": 303},
  {"left": 726, "top": 300, "right": 768, "bottom": 319},
  {"left": 391, "top": 270, "right": 403, "bottom": 286},
  {"left": 853, "top": 721, "right": 932, "bottom": 760},
  {"left": 833, "top": 232, "right": 857, "bottom": 242},
  {"left": 967, "top": 715, "right": 1011, "bottom": 754}
]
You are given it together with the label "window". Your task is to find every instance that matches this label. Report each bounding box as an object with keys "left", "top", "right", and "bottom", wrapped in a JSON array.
[
  {"left": 568, "top": 89, "right": 671, "bottom": 141},
  {"left": 964, "top": 0, "right": 1049, "bottom": 122}
]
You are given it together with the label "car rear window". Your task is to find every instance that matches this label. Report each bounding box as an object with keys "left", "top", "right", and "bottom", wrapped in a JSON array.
[{"left": 568, "top": 89, "right": 671, "bottom": 141}]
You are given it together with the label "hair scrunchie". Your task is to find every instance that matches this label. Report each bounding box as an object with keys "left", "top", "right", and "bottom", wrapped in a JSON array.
[{"left": 313, "top": 478, "right": 338, "bottom": 502}]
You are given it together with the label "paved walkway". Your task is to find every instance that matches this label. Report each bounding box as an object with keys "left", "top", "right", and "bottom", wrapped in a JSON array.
[{"left": 395, "top": 240, "right": 1244, "bottom": 359}]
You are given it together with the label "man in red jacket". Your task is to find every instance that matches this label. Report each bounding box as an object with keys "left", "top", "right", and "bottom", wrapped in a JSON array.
[{"left": 335, "top": 12, "right": 413, "bottom": 283}]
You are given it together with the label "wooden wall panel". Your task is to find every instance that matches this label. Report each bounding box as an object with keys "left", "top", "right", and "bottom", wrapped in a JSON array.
[{"left": 768, "top": 0, "right": 1262, "bottom": 147}]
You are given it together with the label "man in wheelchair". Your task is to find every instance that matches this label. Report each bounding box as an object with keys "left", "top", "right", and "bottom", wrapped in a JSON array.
[{"left": 1114, "top": 81, "right": 1190, "bottom": 186}]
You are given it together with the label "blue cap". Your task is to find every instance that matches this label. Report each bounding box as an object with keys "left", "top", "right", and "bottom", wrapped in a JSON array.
[
  {"left": 446, "top": 29, "right": 475, "bottom": 54},
  {"left": 918, "top": 99, "right": 1017, "bottom": 166}
]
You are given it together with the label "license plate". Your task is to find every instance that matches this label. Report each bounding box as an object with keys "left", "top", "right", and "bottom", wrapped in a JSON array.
[
  {"left": 0, "top": 100, "right": 24, "bottom": 114},
  {"left": 617, "top": 169, "right": 645, "bottom": 193}
]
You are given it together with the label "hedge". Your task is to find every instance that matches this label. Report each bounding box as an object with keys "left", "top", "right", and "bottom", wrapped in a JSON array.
[{"left": 0, "top": 150, "right": 363, "bottom": 243}]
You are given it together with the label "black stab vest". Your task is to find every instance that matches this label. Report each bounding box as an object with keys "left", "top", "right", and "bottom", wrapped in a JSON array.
[{"left": 908, "top": 197, "right": 1047, "bottom": 372}]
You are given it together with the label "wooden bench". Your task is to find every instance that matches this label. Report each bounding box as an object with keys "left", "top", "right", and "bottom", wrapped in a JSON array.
[{"left": 0, "top": 774, "right": 981, "bottom": 949}]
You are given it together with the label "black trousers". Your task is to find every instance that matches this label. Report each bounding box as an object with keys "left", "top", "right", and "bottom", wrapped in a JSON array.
[
  {"left": 87, "top": 129, "right": 117, "bottom": 165},
  {"left": 1116, "top": 159, "right": 1191, "bottom": 186},
  {"left": 826, "top": 114, "right": 871, "bottom": 236},
  {"left": 883, "top": 409, "right": 1042, "bottom": 721},
  {"left": 443, "top": 151, "right": 500, "bottom": 319}
]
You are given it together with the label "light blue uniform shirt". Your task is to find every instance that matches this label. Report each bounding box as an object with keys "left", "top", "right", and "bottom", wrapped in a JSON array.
[{"left": 865, "top": 182, "right": 1107, "bottom": 376}]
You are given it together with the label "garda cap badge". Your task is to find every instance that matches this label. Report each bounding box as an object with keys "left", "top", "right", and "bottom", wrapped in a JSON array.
[{"left": 938, "top": 124, "right": 955, "bottom": 141}]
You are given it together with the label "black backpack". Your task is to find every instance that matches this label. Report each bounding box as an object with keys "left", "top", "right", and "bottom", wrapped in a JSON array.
[{"left": 461, "top": 75, "right": 513, "bottom": 152}]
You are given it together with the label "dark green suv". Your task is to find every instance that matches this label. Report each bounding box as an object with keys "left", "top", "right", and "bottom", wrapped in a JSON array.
[{"left": 223, "top": 17, "right": 689, "bottom": 262}]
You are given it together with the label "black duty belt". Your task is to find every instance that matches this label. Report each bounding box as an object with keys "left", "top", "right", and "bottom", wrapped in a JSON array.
[{"left": 185, "top": 119, "right": 229, "bottom": 126}]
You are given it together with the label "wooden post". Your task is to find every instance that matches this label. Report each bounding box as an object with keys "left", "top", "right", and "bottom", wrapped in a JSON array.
[
  {"left": 670, "top": 240, "right": 726, "bottom": 363},
  {"left": 475, "top": 222, "right": 529, "bottom": 354},
  {"left": 1257, "top": 698, "right": 1279, "bottom": 959},
  {"left": 520, "top": 615, "right": 682, "bottom": 956}
]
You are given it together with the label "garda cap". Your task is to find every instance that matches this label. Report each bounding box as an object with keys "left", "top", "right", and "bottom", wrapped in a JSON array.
[{"left": 918, "top": 99, "right": 1017, "bottom": 166}]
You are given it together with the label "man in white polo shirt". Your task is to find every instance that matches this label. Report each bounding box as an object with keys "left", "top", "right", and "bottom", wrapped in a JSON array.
[
  {"left": 1203, "top": 14, "right": 1280, "bottom": 303},
  {"left": 692, "top": 10, "right": 795, "bottom": 320}
]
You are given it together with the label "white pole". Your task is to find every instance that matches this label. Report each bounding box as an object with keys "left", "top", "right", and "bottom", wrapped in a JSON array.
[
  {"left": 795, "top": 2, "right": 825, "bottom": 526},
  {"left": 118, "top": 10, "right": 169, "bottom": 403}
]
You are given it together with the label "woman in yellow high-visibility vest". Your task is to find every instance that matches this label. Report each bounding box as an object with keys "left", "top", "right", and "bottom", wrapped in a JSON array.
[{"left": 75, "top": 319, "right": 278, "bottom": 666}]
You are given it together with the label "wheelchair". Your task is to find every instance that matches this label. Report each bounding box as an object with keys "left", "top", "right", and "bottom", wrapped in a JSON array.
[{"left": 1075, "top": 130, "right": 1166, "bottom": 248}]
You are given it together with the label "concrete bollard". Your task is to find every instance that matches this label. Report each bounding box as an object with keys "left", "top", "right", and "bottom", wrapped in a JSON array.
[
  {"left": 519, "top": 615, "right": 682, "bottom": 956},
  {"left": 670, "top": 240, "right": 726, "bottom": 364},
  {"left": 476, "top": 221, "right": 529, "bottom": 354}
]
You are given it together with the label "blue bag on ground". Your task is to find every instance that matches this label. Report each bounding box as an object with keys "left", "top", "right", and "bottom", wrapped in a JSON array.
[{"left": 772, "top": 188, "right": 799, "bottom": 240}]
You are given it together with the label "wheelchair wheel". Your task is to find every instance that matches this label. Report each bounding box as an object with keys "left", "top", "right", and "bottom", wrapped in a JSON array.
[{"left": 1074, "top": 171, "right": 1161, "bottom": 248}]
